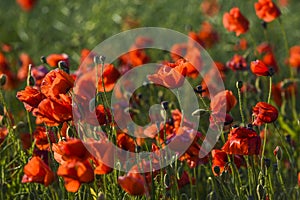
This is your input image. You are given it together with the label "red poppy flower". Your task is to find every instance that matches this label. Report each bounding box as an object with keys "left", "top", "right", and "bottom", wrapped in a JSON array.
[
  {"left": 211, "top": 149, "right": 244, "bottom": 176},
  {"left": 257, "top": 43, "right": 279, "bottom": 72},
  {"left": 16, "top": 86, "right": 46, "bottom": 112},
  {"left": 85, "top": 140, "right": 114, "bottom": 175},
  {"left": 272, "top": 80, "right": 297, "bottom": 106},
  {"left": 118, "top": 172, "right": 148, "bottom": 196},
  {"left": 288, "top": 45, "right": 300, "bottom": 69},
  {"left": 117, "top": 161, "right": 154, "bottom": 196},
  {"left": 222, "top": 127, "right": 261, "bottom": 155},
  {"left": 119, "top": 37, "right": 152, "bottom": 67},
  {"left": 200, "top": 0, "right": 220, "bottom": 17},
  {"left": 17, "top": 53, "right": 34, "bottom": 81},
  {"left": 226, "top": 54, "right": 247, "bottom": 71},
  {"left": 210, "top": 90, "right": 237, "bottom": 113},
  {"left": 198, "top": 21, "right": 219, "bottom": 48},
  {"left": 117, "top": 132, "right": 136, "bottom": 152},
  {"left": 22, "top": 156, "right": 55, "bottom": 186},
  {"left": 20, "top": 132, "right": 32, "bottom": 150},
  {"left": 46, "top": 54, "right": 69, "bottom": 68},
  {"left": 34, "top": 94, "right": 72, "bottom": 126},
  {"left": 84, "top": 104, "right": 112, "bottom": 126},
  {"left": 234, "top": 38, "right": 248, "bottom": 51},
  {"left": 57, "top": 159, "right": 94, "bottom": 192},
  {"left": 255, "top": 0, "right": 281, "bottom": 23},
  {"left": 41, "top": 68, "right": 74, "bottom": 98},
  {"left": 168, "top": 127, "right": 207, "bottom": 168},
  {"left": 148, "top": 62, "right": 187, "bottom": 89},
  {"left": 250, "top": 60, "right": 272, "bottom": 76},
  {"left": 16, "top": 0, "right": 37, "bottom": 12},
  {"left": 52, "top": 139, "right": 90, "bottom": 163},
  {"left": 34, "top": 126, "right": 56, "bottom": 151},
  {"left": 0, "top": 127, "right": 8, "bottom": 146},
  {"left": 97, "top": 64, "right": 120, "bottom": 92},
  {"left": 252, "top": 102, "right": 278, "bottom": 126},
  {"left": 223, "top": 7, "right": 249, "bottom": 36},
  {"left": 298, "top": 172, "right": 300, "bottom": 187}
]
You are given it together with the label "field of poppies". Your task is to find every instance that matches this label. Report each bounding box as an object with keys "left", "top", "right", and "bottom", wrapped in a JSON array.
[{"left": 0, "top": 0, "right": 300, "bottom": 199}]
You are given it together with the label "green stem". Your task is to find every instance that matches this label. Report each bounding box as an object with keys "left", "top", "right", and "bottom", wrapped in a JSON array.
[{"left": 237, "top": 86, "right": 245, "bottom": 125}]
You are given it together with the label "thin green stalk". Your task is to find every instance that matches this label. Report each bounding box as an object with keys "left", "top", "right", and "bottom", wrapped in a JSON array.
[
  {"left": 237, "top": 83, "right": 245, "bottom": 125},
  {"left": 261, "top": 77, "right": 272, "bottom": 168}
]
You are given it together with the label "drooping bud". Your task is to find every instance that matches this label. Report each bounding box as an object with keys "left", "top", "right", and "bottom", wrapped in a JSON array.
[
  {"left": 58, "top": 61, "right": 69, "bottom": 73},
  {"left": 161, "top": 101, "right": 169, "bottom": 110},
  {"left": 273, "top": 146, "right": 282, "bottom": 160},
  {"left": 40, "top": 56, "right": 47, "bottom": 64},
  {"left": 0, "top": 74, "right": 7, "bottom": 86},
  {"left": 236, "top": 80, "right": 243, "bottom": 89}
]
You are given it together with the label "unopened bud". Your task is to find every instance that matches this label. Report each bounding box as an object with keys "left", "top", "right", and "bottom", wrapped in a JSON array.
[
  {"left": 27, "top": 76, "right": 35, "bottom": 86},
  {"left": 268, "top": 67, "right": 274, "bottom": 76},
  {"left": 0, "top": 74, "right": 7, "bottom": 86},
  {"left": 58, "top": 61, "right": 69, "bottom": 73},
  {"left": 236, "top": 80, "right": 243, "bottom": 89},
  {"left": 40, "top": 56, "right": 47, "bottom": 64},
  {"left": 161, "top": 101, "right": 169, "bottom": 110},
  {"left": 264, "top": 158, "right": 271, "bottom": 168},
  {"left": 261, "top": 21, "right": 267, "bottom": 29},
  {"left": 213, "top": 166, "right": 220, "bottom": 175},
  {"left": 273, "top": 146, "right": 282, "bottom": 160}
]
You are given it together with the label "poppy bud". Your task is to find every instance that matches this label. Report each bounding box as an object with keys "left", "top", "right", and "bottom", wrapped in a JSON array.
[
  {"left": 236, "top": 80, "right": 243, "bottom": 89},
  {"left": 135, "top": 145, "right": 141, "bottom": 153},
  {"left": 194, "top": 85, "right": 205, "bottom": 94},
  {"left": 66, "top": 126, "right": 74, "bottom": 138},
  {"left": 93, "top": 56, "right": 100, "bottom": 65},
  {"left": 0, "top": 74, "right": 7, "bottom": 86},
  {"left": 40, "top": 56, "right": 47, "bottom": 64},
  {"left": 273, "top": 146, "right": 282, "bottom": 160},
  {"left": 58, "top": 61, "right": 69, "bottom": 73},
  {"left": 27, "top": 76, "right": 35, "bottom": 86},
  {"left": 261, "top": 21, "right": 267, "bottom": 29},
  {"left": 264, "top": 158, "right": 271, "bottom": 168},
  {"left": 247, "top": 123, "right": 253, "bottom": 130},
  {"left": 161, "top": 101, "right": 169, "bottom": 110},
  {"left": 268, "top": 67, "right": 274, "bottom": 76},
  {"left": 213, "top": 166, "right": 220, "bottom": 175},
  {"left": 99, "top": 55, "right": 106, "bottom": 63},
  {"left": 285, "top": 135, "right": 291, "bottom": 145},
  {"left": 15, "top": 121, "right": 26, "bottom": 132}
]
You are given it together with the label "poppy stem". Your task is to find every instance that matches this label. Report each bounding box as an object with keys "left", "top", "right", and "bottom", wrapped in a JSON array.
[
  {"left": 236, "top": 81, "right": 245, "bottom": 125},
  {"left": 267, "top": 76, "right": 272, "bottom": 103}
]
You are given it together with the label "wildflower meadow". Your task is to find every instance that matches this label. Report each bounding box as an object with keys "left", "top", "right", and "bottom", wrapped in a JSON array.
[{"left": 0, "top": 0, "right": 299, "bottom": 199}]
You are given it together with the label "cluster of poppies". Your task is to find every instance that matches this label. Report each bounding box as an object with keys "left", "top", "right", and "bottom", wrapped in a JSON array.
[{"left": 0, "top": 0, "right": 299, "bottom": 198}]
